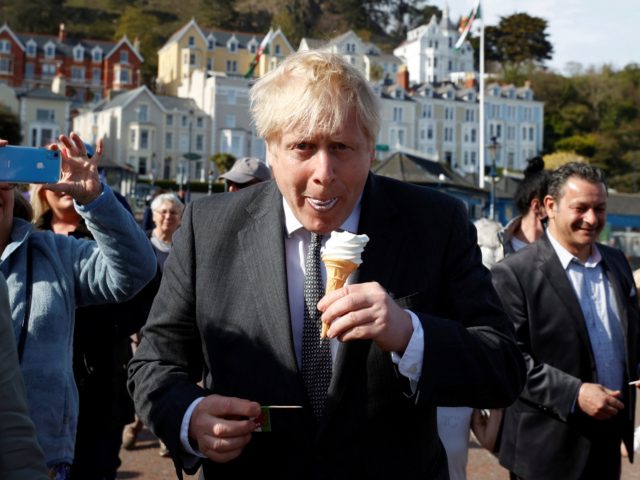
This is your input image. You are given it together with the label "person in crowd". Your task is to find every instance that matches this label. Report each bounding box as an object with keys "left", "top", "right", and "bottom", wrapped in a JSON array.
[
  {"left": 475, "top": 156, "right": 549, "bottom": 266},
  {"left": 30, "top": 169, "right": 160, "bottom": 479},
  {"left": 0, "top": 134, "right": 157, "bottom": 479},
  {"left": 0, "top": 270, "right": 49, "bottom": 480},
  {"left": 498, "top": 155, "right": 550, "bottom": 256},
  {"left": 122, "top": 192, "right": 184, "bottom": 456},
  {"left": 219, "top": 157, "right": 271, "bottom": 192},
  {"left": 128, "top": 50, "right": 525, "bottom": 479},
  {"left": 492, "top": 162, "right": 640, "bottom": 479},
  {"left": 141, "top": 187, "right": 168, "bottom": 231},
  {"left": 450, "top": 155, "right": 550, "bottom": 473}
]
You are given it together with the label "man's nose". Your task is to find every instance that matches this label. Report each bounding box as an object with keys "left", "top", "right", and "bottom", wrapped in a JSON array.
[{"left": 312, "top": 148, "right": 335, "bottom": 184}]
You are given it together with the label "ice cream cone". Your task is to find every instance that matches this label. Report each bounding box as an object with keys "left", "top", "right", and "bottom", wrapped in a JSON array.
[{"left": 321, "top": 257, "right": 358, "bottom": 338}]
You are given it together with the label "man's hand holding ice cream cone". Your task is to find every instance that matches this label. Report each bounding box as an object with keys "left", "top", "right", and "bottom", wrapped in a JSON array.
[{"left": 317, "top": 231, "right": 413, "bottom": 353}]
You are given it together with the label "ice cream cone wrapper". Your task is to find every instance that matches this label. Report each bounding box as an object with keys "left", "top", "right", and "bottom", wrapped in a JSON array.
[{"left": 321, "top": 258, "right": 358, "bottom": 338}]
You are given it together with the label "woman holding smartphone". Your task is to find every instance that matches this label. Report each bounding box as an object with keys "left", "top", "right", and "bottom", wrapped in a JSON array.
[{"left": 0, "top": 134, "right": 157, "bottom": 479}]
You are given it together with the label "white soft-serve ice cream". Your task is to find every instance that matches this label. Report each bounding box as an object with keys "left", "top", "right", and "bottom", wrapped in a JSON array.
[{"left": 320, "top": 231, "right": 370, "bottom": 338}]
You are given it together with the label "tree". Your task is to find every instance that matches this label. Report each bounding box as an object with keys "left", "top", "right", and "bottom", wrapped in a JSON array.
[
  {"left": 114, "top": 6, "right": 162, "bottom": 88},
  {"left": 0, "top": 107, "right": 23, "bottom": 145},
  {"left": 485, "top": 13, "right": 553, "bottom": 81},
  {"left": 212, "top": 153, "right": 237, "bottom": 175},
  {"left": 8, "top": 0, "right": 64, "bottom": 34}
]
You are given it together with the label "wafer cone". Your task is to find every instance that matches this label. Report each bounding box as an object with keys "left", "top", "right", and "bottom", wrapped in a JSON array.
[{"left": 321, "top": 257, "right": 358, "bottom": 338}]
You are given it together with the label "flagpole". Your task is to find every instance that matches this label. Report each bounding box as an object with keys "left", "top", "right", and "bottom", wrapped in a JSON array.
[{"left": 478, "top": 1, "right": 485, "bottom": 190}]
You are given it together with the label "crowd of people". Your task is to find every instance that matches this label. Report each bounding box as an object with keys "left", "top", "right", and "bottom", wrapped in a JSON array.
[{"left": 1, "top": 50, "right": 639, "bottom": 480}]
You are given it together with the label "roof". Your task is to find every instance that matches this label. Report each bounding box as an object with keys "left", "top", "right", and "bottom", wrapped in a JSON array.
[
  {"left": 608, "top": 193, "right": 640, "bottom": 216},
  {"left": 15, "top": 87, "right": 68, "bottom": 101},
  {"left": 373, "top": 150, "right": 482, "bottom": 192}
]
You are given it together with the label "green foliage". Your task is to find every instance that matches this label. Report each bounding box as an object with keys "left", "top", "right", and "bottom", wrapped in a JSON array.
[
  {"left": 212, "top": 153, "right": 237, "bottom": 175},
  {"left": 555, "top": 134, "right": 597, "bottom": 157},
  {"left": 114, "top": 6, "right": 162, "bottom": 87},
  {"left": 486, "top": 13, "right": 553, "bottom": 80},
  {"left": 7, "top": 0, "right": 65, "bottom": 34},
  {"left": 0, "top": 108, "right": 23, "bottom": 145}
]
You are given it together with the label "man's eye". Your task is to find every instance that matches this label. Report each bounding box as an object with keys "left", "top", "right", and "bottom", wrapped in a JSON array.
[
  {"left": 332, "top": 143, "right": 349, "bottom": 150},
  {"left": 295, "top": 143, "right": 311, "bottom": 150}
]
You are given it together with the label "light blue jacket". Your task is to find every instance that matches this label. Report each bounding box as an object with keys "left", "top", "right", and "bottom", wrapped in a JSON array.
[{"left": 0, "top": 185, "right": 157, "bottom": 467}]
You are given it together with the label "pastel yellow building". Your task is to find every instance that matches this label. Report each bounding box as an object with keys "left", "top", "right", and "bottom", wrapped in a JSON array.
[{"left": 157, "top": 18, "right": 294, "bottom": 95}]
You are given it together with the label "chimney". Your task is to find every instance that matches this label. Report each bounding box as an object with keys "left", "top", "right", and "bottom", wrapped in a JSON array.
[
  {"left": 133, "top": 36, "right": 140, "bottom": 53},
  {"left": 524, "top": 80, "right": 532, "bottom": 89},
  {"left": 58, "top": 23, "right": 66, "bottom": 42},
  {"left": 51, "top": 69, "right": 66, "bottom": 95},
  {"left": 397, "top": 65, "right": 409, "bottom": 91}
]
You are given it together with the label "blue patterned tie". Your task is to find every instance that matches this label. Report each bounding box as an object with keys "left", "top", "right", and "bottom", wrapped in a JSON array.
[{"left": 302, "top": 232, "right": 332, "bottom": 420}]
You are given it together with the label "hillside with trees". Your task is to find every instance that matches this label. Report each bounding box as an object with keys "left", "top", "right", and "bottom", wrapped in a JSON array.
[{"left": 1, "top": 0, "right": 639, "bottom": 191}]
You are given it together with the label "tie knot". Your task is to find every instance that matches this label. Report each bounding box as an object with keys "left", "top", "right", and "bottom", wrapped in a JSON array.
[{"left": 310, "top": 232, "right": 323, "bottom": 246}]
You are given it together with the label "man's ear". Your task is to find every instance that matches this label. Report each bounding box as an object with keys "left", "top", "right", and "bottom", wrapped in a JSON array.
[{"left": 543, "top": 195, "right": 555, "bottom": 219}]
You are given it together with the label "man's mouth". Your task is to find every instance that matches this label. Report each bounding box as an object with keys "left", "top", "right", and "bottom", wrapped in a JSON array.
[{"left": 307, "top": 197, "right": 337, "bottom": 211}]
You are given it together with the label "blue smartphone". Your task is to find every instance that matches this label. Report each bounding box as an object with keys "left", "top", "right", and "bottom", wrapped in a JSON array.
[{"left": 0, "top": 146, "right": 61, "bottom": 184}]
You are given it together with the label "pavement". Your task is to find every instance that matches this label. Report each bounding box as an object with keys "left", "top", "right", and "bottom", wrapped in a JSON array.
[{"left": 117, "top": 423, "right": 639, "bottom": 479}]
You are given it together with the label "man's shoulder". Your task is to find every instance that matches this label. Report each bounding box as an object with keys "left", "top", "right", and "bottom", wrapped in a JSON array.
[{"left": 370, "top": 173, "right": 464, "bottom": 211}]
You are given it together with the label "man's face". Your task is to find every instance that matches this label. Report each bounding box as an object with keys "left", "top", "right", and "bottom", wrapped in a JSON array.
[
  {"left": 545, "top": 176, "right": 607, "bottom": 261},
  {"left": 267, "top": 110, "right": 374, "bottom": 234}
]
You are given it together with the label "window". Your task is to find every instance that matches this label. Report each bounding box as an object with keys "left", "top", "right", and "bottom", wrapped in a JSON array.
[
  {"left": 138, "top": 156, "right": 147, "bottom": 175},
  {"left": 496, "top": 124, "right": 502, "bottom": 138},
  {"left": 207, "top": 37, "right": 215, "bottom": 50},
  {"left": 36, "top": 109, "right": 55, "bottom": 122},
  {"left": 181, "top": 116, "right": 188, "bottom": 127},
  {"left": 226, "top": 114, "right": 236, "bottom": 128},
  {"left": 275, "top": 44, "right": 281, "bottom": 55},
  {"left": 249, "top": 42, "right": 256, "bottom": 54},
  {"left": 196, "top": 117, "right": 203, "bottom": 128},
  {"left": 0, "top": 40, "right": 10, "bottom": 53},
  {"left": 25, "top": 63, "right": 34, "bottom": 79},
  {"left": 195, "top": 134, "right": 203, "bottom": 151},
  {"left": 165, "top": 132, "right": 173, "bottom": 149},
  {"left": 42, "top": 63, "right": 56, "bottom": 77},
  {"left": 129, "top": 129, "right": 136, "bottom": 148},
  {"left": 0, "top": 58, "right": 11, "bottom": 74},
  {"left": 73, "top": 45, "right": 84, "bottom": 62},
  {"left": 188, "top": 36, "right": 195, "bottom": 47},
  {"left": 226, "top": 60, "right": 237, "bottom": 73},
  {"left": 522, "top": 126, "right": 526, "bottom": 140},
  {"left": 137, "top": 105, "right": 148, "bottom": 122},
  {"left": 166, "top": 115, "right": 173, "bottom": 126},
  {"left": 92, "top": 48, "right": 102, "bottom": 63},
  {"left": 393, "top": 107, "right": 403, "bottom": 123},
  {"left": 140, "top": 129, "right": 149, "bottom": 149},
  {"left": 471, "top": 129, "right": 476, "bottom": 142},
  {"left": 206, "top": 58, "right": 213, "bottom": 70},
  {"left": 227, "top": 89, "right": 236, "bottom": 105},
  {"left": 427, "top": 126, "right": 433, "bottom": 140},
  {"left": 120, "top": 50, "right": 128, "bottom": 63},
  {"left": 448, "top": 60, "right": 452, "bottom": 71},
  {"left": 529, "top": 127, "right": 534, "bottom": 142},
  {"left": 189, "top": 53, "right": 196, "bottom": 66},
  {"left": 228, "top": 40, "right": 237, "bottom": 53},
  {"left": 117, "top": 66, "right": 130, "bottom": 84},
  {"left": 71, "top": 66, "right": 85, "bottom": 81},
  {"left": 92, "top": 68, "right": 101, "bottom": 85},
  {"left": 44, "top": 43, "right": 55, "bottom": 58},
  {"left": 26, "top": 41, "right": 36, "bottom": 57}
]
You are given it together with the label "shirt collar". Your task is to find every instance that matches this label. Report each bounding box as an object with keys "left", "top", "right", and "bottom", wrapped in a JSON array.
[
  {"left": 283, "top": 196, "right": 362, "bottom": 237},
  {"left": 547, "top": 230, "right": 601, "bottom": 269}
]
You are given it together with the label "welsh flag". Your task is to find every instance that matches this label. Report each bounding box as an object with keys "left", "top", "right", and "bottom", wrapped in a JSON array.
[
  {"left": 244, "top": 29, "right": 274, "bottom": 78},
  {"left": 454, "top": 0, "right": 481, "bottom": 50}
]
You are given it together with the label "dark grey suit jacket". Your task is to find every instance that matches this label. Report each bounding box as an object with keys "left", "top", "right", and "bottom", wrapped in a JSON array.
[
  {"left": 128, "top": 173, "right": 525, "bottom": 479},
  {"left": 492, "top": 233, "right": 639, "bottom": 480}
]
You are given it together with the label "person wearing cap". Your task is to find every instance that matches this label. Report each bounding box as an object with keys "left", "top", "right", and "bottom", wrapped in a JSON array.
[{"left": 219, "top": 157, "right": 271, "bottom": 192}]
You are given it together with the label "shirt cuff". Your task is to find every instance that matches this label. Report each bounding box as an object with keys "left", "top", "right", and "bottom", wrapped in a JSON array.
[
  {"left": 391, "top": 310, "right": 424, "bottom": 391},
  {"left": 180, "top": 396, "right": 207, "bottom": 463}
]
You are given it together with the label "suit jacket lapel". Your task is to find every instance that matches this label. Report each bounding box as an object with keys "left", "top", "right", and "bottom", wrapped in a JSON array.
[
  {"left": 537, "top": 234, "right": 595, "bottom": 364},
  {"left": 238, "top": 183, "right": 300, "bottom": 375}
]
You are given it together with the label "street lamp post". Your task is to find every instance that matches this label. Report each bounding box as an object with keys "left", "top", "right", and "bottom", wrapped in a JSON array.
[{"left": 487, "top": 136, "right": 501, "bottom": 221}]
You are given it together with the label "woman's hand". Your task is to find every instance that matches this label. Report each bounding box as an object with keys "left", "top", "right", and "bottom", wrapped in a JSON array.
[{"left": 46, "top": 132, "right": 103, "bottom": 205}]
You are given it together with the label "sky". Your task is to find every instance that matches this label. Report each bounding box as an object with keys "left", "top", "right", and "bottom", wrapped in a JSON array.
[{"left": 439, "top": 0, "right": 640, "bottom": 74}]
